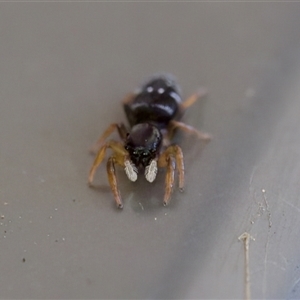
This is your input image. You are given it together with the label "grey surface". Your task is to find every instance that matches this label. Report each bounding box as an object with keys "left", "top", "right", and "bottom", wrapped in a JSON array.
[{"left": 1, "top": 3, "right": 300, "bottom": 299}]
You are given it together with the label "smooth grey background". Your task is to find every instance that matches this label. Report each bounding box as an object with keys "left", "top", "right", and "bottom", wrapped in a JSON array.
[{"left": 1, "top": 3, "right": 300, "bottom": 299}]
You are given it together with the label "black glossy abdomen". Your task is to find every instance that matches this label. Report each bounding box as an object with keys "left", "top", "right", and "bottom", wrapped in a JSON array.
[{"left": 124, "top": 74, "right": 182, "bottom": 129}]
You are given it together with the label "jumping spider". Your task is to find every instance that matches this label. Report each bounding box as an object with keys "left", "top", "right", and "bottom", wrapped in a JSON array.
[{"left": 88, "top": 74, "right": 211, "bottom": 208}]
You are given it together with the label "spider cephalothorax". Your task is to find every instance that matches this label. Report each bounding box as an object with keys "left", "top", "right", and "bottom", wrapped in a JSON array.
[{"left": 123, "top": 123, "right": 162, "bottom": 183}]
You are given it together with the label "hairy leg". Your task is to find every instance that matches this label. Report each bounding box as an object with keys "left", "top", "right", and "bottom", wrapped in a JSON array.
[
  {"left": 107, "top": 157, "right": 123, "bottom": 208},
  {"left": 168, "top": 120, "right": 212, "bottom": 141},
  {"left": 90, "top": 123, "right": 128, "bottom": 154},
  {"left": 88, "top": 140, "right": 127, "bottom": 185},
  {"left": 158, "top": 144, "right": 185, "bottom": 205}
]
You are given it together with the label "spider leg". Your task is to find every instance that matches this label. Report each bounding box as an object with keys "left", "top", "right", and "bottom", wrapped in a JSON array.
[
  {"left": 90, "top": 92, "right": 136, "bottom": 154},
  {"left": 88, "top": 140, "right": 129, "bottom": 208},
  {"left": 158, "top": 145, "right": 185, "bottom": 206},
  {"left": 168, "top": 120, "right": 212, "bottom": 141},
  {"left": 107, "top": 157, "right": 123, "bottom": 208},
  {"left": 167, "top": 88, "right": 211, "bottom": 142},
  {"left": 88, "top": 140, "right": 127, "bottom": 185},
  {"left": 163, "top": 156, "right": 175, "bottom": 206},
  {"left": 122, "top": 92, "right": 136, "bottom": 105},
  {"left": 90, "top": 123, "right": 128, "bottom": 154},
  {"left": 180, "top": 87, "right": 208, "bottom": 110}
]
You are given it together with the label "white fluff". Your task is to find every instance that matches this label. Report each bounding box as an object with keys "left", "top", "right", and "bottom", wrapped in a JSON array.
[
  {"left": 145, "top": 160, "right": 158, "bottom": 183},
  {"left": 124, "top": 160, "right": 138, "bottom": 182}
]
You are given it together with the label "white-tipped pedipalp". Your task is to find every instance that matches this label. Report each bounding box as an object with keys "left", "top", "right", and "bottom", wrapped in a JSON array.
[
  {"left": 124, "top": 160, "right": 138, "bottom": 182},
  {"left": 145, "top": 160, "right": 158, "bottom": 183}
]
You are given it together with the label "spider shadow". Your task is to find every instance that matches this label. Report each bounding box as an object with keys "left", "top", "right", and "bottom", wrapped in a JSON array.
[
  {"left": 87, "top": 169, "right": 164, "bottom": 212},
  {"left": 125, "top": 171, "right": 176, "bottom": 213},
  {"left": 127, "top": 138, "right": 209, "bottom": 213}
]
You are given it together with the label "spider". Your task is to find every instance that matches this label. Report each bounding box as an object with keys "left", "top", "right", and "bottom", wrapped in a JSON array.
[{"left": 88, "top": 74, "right": 211, "bottom": 209}]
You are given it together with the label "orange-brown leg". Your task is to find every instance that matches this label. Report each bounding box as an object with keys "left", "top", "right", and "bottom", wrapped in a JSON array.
[
  {"left": 163, "top": 156, "right": 175, "bottom": 206},
  {"left": 90, "top": 123, "right": 128, "bottom": 154},
  {"left": 122, "top": 92, "right": 135, "bottom": 105},
  {"left": 90, "top": 92, "right": 135, "bottom": 154},
  {"left": 180, "top": 87, "right": 208, "bottom": 110},
  {"left": 168, "top": 120, "right": 212, "bottom": 141},
  {"left": 107, "top": 157, "right": 123, "bottom": 208},
  {"left": 88, "top": 140, "right": 130, "bottom": 208},
  {"left": 88, "top": 140, "right": 127, "bottom": 185},
  {"left": 158, "top": 144, "right": 185, "bottom": 205},
  {"left": 166, "top": 88, "right": 211, "bottom": 142}
]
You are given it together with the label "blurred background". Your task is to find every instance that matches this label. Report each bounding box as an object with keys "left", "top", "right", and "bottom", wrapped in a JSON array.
[{"left": 1, "top": 2, "right": 300, "bottom": 299}]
